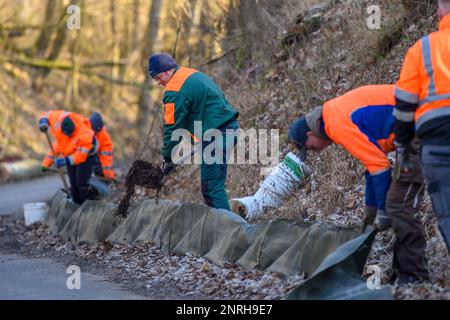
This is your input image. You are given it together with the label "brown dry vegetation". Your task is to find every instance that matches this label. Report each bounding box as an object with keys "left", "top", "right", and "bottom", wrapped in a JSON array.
[
  {"left": 1, "top": 0, "right": 449, "bottom": 299},
  {"left": 160, "top": 0, "right": 449, "bottom": 299}
]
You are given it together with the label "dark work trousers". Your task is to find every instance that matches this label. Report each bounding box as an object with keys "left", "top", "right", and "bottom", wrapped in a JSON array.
[
  {"left": 421, "top": 144, "right": 450, "bottom": 252},
  {"left": 66, "top": 155, "right": 97, "bottom": 205},
  {"left": 386, "top": 142, "right": 429, "bottom": 280},
  {"left": 92, "top": 154, "right": 103, "bottom": 177},
  {"left": 200, "top": 120, "right": 239, "bottom": 210}
]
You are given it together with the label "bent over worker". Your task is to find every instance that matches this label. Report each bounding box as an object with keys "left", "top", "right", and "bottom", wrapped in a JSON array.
[
  {"left": 89, "top": 112, "right": 115, "bottom": 181},
  {"left": 148, "top": 53, "right": 239, "bottom": 210},
  {"left": 39, "top": 110, "right": 98, "bottom": 205},
  {"left": 393, "top": 0, "right": 450, "bottom": 251},
  {"left": 288, "top": 85, "right": 397, "bottom": 229},
  {"left": 288, "top": 85, "right": 430, "bottom": 284}
]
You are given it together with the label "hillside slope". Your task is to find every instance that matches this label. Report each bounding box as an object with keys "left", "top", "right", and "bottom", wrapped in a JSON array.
[
  {"left": 0, "top": 0, "right": 448, "bottom": 299},
  {"left": 160, "top": 0, "right": 449, "bottom": 299}
]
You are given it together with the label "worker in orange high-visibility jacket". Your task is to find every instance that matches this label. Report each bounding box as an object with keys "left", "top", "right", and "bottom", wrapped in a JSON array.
[
  {"left": 394, "top": 0, "right": 450, "bottom": 251},
  {"left": 89, "top": 112, "right": 115, "bottom": 180},
  {"left": 39, "top": 110, "right": 98, "bottom": 205},
  {"left": 290, "top": 85, "right": 431, "bottom": 285},
  {"left": 289, "top": 85, "right": 397, "bottom": 229}
]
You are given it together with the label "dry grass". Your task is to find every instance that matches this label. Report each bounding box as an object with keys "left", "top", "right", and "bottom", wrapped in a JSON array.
[
  {"left": 1, "top": 0, "right": 447, "bottom": 299},
  {"left": 157, "top": 0, "right": 449, "bottom": 299}
]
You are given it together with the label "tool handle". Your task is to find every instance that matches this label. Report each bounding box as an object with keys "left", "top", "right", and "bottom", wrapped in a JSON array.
[
  {"left": 44, "top": 131, "right": 71, "bottom": 193},
  {"left": 173, "top": 144, "right": 201, "bottom": 166},
  {"left": 161, "top": 145, "right": 201, "bottom": 185}
]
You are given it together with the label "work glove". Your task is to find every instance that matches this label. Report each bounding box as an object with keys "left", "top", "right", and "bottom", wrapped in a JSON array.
[
  {"left": 162, "top": 160, "right": 176, "bottom": 176},
  {"left": 40, "top": 166, "right": 49, "bottom": 172},
  {"left": 395, "top": 142, "right": 417, "bottom": 179},
  {"left": 39, "top": 118, "right": 49, "bottom": 133},
  {"left": 374, "top": 209, "right": 392, "bottom": 231},
  {"left": 55, "top": 158, "right": 68, "bottom": 168}
]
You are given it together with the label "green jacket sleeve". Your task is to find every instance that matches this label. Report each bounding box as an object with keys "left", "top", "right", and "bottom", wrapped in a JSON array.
[{"left": 161, "top": 92, "right": 191, "bottom": 161}]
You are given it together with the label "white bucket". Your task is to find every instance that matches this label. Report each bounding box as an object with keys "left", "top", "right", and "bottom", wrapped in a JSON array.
[
  {"left": 229, "top": 152, "right": 312, "bottom": 221},
  {"left": 23, "top": 202, "right": 48, "bottom": 226}
]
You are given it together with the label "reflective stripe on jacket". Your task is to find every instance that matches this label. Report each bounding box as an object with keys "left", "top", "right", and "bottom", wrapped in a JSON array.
[
  {"left": 395, "top": 14, "right": 450, "bottom": 136},
  {"left": 95, "top": 127, "right": 115, "bottom": 179},
  {"left": 40, "top": 110, "right": 95, "bottom": 167},
  {"left": 161, "top": 66, "right": 239, "bottom": 160},
  {"left": 322, "top": 85, "right": 396, "bottom": 210},
  {"left": 323, "top": 85, "right": 396, "bottom": 175}
]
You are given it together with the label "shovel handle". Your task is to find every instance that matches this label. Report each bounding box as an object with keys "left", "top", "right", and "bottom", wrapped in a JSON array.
[
  {"left": 44, "top": 131, "right": 71, "bottom": 193},
  {"left": 173, "top": 144, "right": 201, "bottom": 166},
  {"left": 161, "top": 145, "right": 201, "bottom": 185}
]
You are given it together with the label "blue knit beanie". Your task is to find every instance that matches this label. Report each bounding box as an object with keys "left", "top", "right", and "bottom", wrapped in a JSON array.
[
  {"left": 148, "top": 53, "right": 178, "bottom": 78},
  {"left": 288, "top": 116, "right": 310, "bottom": 147},
  {"left": 89, "top": 112, "right": 104, "bottom": 133},
  {"left": 61, "top": 116, "right": 75, "bottom": 136},
  {"left": 288, "top": 116, "right": 310, "bottom": 160}
]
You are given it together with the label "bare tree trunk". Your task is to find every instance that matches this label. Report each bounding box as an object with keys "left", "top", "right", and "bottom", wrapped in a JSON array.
[
  {"left": 137, "top": 0, "right": 162, "bottom": 135},
  {"left": 181, "top": 0, "right": 198, "bottom": 64},
  {"left": 131, "top": 0, "right": 140, "bottom": 53},
  {"left": 63, "top": 0, "right": 83, "bottom": 111},
  {"left": 235, "top": 0, "right": 265, "bottom": 63},
  {"left": 108, "top": 0, "right": 121, "bottom": 103},
  {"left": 63, "top": 28, "right": 82, "bottom": 111},
  {"left": 196, "top": 0, "right": 216, "bottom": 62},
  {"left": 35, "top": 0, "right": 61, "bottom": 57},
  {"left": 33, "top": 0, "right": 81, "bottom": 91}
]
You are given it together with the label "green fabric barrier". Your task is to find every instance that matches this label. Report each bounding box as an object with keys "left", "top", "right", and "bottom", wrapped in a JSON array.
[
  {"left": 46, "top": 191, "right": 79, "bottom": 234},
  {"left": 202, "top": 209, "right": 261, "bottom": 263},
  {"left": 45, "top": 191, "right": 393, "bottom": 300},
  {"left": 287, "top": 228, "right": 393, "bottom": 299},
  {"left": 107, "top": 199, "right": 181, "bottom": 249},
  {"left": 59, "top": 200, "right": 122, "bottom": 243},
  {"left": 264, "top": 221, "right": 361, "bottom": 277}
]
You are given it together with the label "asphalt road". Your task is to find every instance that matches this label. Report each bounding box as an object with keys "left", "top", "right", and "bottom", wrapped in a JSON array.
[
  {"left": 0, "top": 175, "right": 62, "bottom": 216},
  {"left": 0, "top": 254, "right": 145, "bottom": 300},
  {"left": 0, "top": 177, "right": 147, "bottom": 300}
]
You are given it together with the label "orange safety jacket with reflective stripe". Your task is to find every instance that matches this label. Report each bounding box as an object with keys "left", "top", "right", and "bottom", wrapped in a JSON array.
[
  {"left": 95, "top": 127, "right": 115, "bottom": 179},
  {"left": 394, "top": 14, "right": 450, "bottom": 143},
  {"left": 322, "top": 85, "right": 397, "bottom": 175},
  {"left": 41, "top": 110, "right": 95, "bottom": 167}
]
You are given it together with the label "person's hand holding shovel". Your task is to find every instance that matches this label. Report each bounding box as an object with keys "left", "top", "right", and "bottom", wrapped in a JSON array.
[
  {"left": 162, "top": 159, "right": 176, "bottom": 176},
  {"left": 39, "top": 116, "right": 71, "bottom": 195}
]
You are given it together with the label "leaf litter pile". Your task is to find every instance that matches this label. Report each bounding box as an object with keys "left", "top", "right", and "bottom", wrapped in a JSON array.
[
  {"left": 0, "top": 216, "right": 305, "bottom": 299},
  {"left": 116, "top": 160, "right": 165, "bottom": 218}
]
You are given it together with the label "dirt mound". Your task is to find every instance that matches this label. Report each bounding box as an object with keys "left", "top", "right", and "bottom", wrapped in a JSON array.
[{"left": 116, "top": 160, "right": 164, "bottom": 217}]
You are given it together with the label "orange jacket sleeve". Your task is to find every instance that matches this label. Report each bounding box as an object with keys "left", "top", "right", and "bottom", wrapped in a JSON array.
[
  {"left": 395, "top": 42, "right": 422, "bottom": 104},
  {"left": 394, "top": 41, "right": 423, "bottom": 145},
  {"left": 41, "top": 141, "right": 60, "bottom": 167},
  {"left": 97, "top": 129, "right": 115, "bottom": 179}
]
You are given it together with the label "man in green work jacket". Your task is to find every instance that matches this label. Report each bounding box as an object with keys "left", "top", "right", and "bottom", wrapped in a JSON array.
[{"left": 148, "top": 53, "right": 239, "bottom": 210}]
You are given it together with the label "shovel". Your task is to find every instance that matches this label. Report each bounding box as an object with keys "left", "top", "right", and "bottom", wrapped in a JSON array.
[
  {"left": 162, "top": 144, "right": 201, "bottom": 182},
  {"left": 44, "top": 131, "right": 70, "bottom": 195}
]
